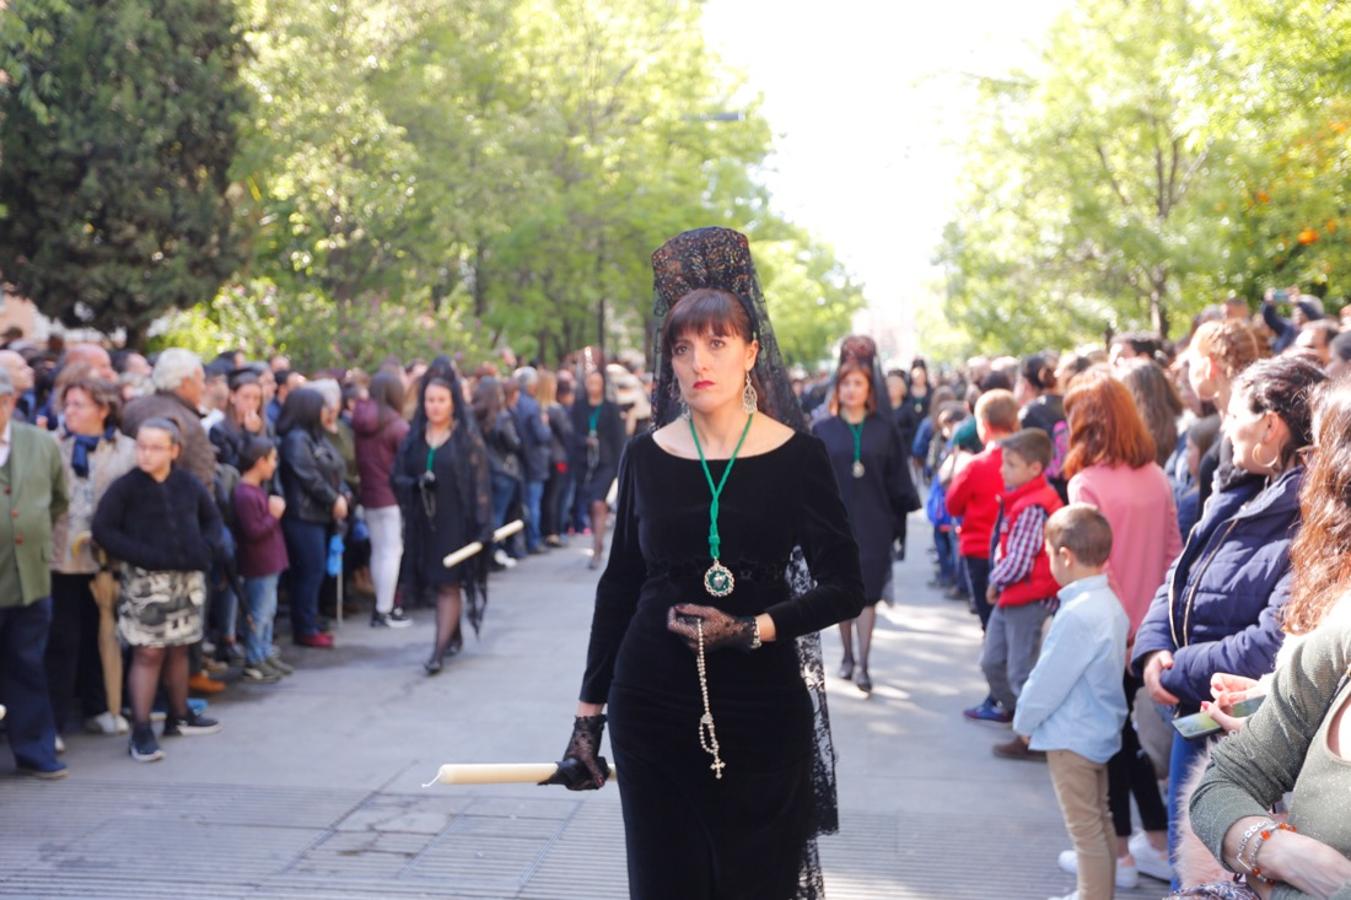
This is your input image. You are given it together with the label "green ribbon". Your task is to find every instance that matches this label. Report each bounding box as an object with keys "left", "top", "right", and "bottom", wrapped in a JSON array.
[
  {"left": 847, "top": 419, "right": 865, "bottom": 468},
  {"left": 689, "top": 413, "right": 754, "bottom": 562},
  {"left": 588, "top": 407, "right": 600, "bottom": 435}
]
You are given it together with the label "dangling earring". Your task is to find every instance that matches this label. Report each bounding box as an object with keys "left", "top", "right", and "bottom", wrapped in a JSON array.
[
  {"left": 671, "top": 380, "right": 690, "bottom": 420},
  {"left": 1253, "top": 442, "right": 1281, "bottom": 472},
  {"left": 742, "top": 372, "right": 758, "bottom": 415}
]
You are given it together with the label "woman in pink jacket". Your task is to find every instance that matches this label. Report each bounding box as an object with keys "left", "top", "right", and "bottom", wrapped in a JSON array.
[{"left": 1060, "top": 368, "right": 1182, "bottom": 888}]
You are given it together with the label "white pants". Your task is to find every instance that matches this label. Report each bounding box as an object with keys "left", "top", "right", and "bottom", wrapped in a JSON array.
[{"left": 366, "top": 505, "right": 403, "bottom": 615}]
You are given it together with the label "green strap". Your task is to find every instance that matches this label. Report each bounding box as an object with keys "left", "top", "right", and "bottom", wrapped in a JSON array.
[
  {"left": 689, "top": 413, "right": 754, "bottom": 562},
  {"left": 846, "top": 419, "right": 865, "bottom": 465}
]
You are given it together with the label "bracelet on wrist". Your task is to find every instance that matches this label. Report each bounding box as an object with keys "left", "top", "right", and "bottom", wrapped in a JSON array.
[
  {"left": 747, "top": 617, "right": 762, "bottom": 651},
  {"left": 1232, "top": 819, "right": 1273, "bottom": 875},
  {"left": 1245, "top": 821, "right": 1296, "bottom": 884}
]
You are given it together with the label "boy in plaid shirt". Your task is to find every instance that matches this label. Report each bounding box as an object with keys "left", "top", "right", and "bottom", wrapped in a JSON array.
[{"left": 980, "top": 429, "right": 1063, "bottom": 760}]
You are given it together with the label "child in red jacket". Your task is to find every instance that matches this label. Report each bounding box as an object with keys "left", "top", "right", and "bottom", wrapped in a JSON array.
[
  {"left": 946, "top": 389, "right": 1020, "bottom": 630},
  {"left": 975, "top": 429, "right": 1064, "bottom": 744}
]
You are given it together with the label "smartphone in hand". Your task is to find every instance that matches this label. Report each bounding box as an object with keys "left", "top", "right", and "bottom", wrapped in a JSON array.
[{"left": 1172, "top": 696, "right": 1266, "bottom": 740}]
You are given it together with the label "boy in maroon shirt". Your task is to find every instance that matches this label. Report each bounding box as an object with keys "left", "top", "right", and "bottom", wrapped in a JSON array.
[{"left": 233, "top": 436, "right": 291, "bottom": 683}]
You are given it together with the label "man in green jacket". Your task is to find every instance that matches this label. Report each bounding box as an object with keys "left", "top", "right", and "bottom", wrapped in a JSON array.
[{"left": 0, "top": 368, "right": 70, "bottom": 778}]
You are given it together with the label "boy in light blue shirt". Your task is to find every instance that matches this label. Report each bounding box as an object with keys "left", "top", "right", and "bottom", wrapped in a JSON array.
[{"left": 1013, "top": 503, "right": 1128, "bottom": 900}]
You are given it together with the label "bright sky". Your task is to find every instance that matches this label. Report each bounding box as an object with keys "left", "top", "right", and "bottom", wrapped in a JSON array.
[{"left": 701, "top": 0, "right": 1071, "bottom": 362}]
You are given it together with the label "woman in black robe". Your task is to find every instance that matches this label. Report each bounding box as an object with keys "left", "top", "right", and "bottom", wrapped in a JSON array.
[
  {"left": 549, "top": 227, "right": 864, "bottom": 900},
  {"left": 569, "top": 367, "right": 625, "bottom": 569},
  {"left": 812, "top": 340, "right": 919, "bottom": 693},
  {"left": 392, "top": 359, "right": 491, "bottom": 675}
]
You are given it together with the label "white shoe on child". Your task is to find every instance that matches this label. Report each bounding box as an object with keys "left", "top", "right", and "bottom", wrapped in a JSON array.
[
  {"left": 1128, "top": 831, "right": 1175, "bottom": 881},
  {"left": 1056, "top": 850, "right": 1139, "bottom": 889}
]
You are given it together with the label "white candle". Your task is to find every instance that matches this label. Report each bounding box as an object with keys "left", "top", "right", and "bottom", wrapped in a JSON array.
[
  {"left": 442, "top": 520, "right": 526, "bottom": 568},
  {"left": 422, "top": 762, "right": 616, "bottom": 787}
]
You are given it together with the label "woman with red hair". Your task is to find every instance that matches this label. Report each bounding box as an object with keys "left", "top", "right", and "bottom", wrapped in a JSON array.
[{"left": 1059, "top": 368, "right": 1182, "bottom": 887}]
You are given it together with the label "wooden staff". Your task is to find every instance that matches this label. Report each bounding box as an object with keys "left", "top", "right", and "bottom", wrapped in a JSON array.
[
  {"left": 422, "top": 761, "right": 617, "bottom": 787},
  {"left": 442, "top": 519, "right": 525, "bottom": 568}
]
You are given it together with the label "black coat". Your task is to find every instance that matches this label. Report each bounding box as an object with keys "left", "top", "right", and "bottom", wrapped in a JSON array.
[
  {"left": 93, "top": 467, "right": 221, "bottom": 572},
  {"left": 812, "top": 414, "right": 920, "bottom": 600},
  {"left": 279, "top": 429, "right": 348, "bottom": 524},
  {"left": 569, "top": 399, "right": 624, "bottom": 505}
]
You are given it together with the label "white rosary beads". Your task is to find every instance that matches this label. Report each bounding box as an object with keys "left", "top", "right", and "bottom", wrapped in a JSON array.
[{"left": 695, "top": 620, "right": 726, "bottom": 779}]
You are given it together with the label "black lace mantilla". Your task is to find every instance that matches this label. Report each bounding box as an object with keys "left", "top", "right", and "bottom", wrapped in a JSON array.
[{"left": 651, "top": 227, "right": 838, "bottom": 899}]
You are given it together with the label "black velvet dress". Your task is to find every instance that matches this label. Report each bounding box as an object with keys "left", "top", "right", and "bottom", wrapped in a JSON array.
[
  {"left": 568, "top": 399, "right": 625, "bottom": 507},
  {"left": 581, "top": 431, "right": 864, "bottom": 900},
  {"left": 810, "top": 414, "right": 919, "bottom": 602}
]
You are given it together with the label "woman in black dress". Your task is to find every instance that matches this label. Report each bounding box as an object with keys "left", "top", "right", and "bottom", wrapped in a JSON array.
[
  {"left": 550, "top": 227, "right": 864, "bottom": 899},
  {"left": 392, "top": 360, "right": 491, "bottom": 675},
  {"left": 569, "top": 367, "right": 624, "bottom": 569},
  {"left": 812, "top": 342, "right": 919, "bottom": 693}
]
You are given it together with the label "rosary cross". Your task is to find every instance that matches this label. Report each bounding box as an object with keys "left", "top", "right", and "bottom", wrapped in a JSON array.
[{"left": 709, "top": 758, "right": 726, "bottom": 777}]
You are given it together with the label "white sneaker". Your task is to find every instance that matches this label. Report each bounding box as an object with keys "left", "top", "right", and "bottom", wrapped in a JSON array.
[
  {"left": 84, "top": 711, "right": 131, "bottom": 735},
  {"left": 493, "top": 549, "right": 517, "bottom": 568},
  {"left": 1056, "top": 850, "right": 1139, "bottom": 889},
  {"left": 54, "top": 734, "right": 65, "bottom": 755},
  {"left": 1129, "top": 831, "right": 1174, "bottom": 881},
  {"left": 1048, "top": 893, "right": 1078, "bottom": 900}
]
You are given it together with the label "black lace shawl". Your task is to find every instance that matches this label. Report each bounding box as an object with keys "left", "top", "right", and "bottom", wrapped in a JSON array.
[{"left": 650, "top": 226, "right": 838, "bottom": 899}]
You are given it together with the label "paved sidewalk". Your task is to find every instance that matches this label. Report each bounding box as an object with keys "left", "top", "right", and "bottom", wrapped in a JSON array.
[{"left": 0, "top": 518, "right": 1170, "bottom": 898}]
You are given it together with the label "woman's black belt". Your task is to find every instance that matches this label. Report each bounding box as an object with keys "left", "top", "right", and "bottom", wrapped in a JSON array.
[{"left": 647, "top": 559, "right": 788, "bottom": 585}]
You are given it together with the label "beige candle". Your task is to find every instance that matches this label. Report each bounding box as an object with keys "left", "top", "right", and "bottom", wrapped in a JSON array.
[
  {"left": 442, "top": 519, "right": 526, "bottom": 568},
  {"left": 423, "top": 762, "right": 617, "bottom": 787}
]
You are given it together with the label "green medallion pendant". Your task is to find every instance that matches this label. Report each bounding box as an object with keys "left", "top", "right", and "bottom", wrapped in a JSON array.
[
  {"left": 690, "top": 412, "right": 755, "bottom": 599},
  {"left": 704, "top": 560, "right": 735, "bottom": 598}
]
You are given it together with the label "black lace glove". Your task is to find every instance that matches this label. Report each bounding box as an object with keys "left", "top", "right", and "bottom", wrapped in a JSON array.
[
  {"left": 541, "top": 715, "right": 609, "bottom": 790},
  {"left": 666, "top": 603, "right": 759, "bottom": 653}
]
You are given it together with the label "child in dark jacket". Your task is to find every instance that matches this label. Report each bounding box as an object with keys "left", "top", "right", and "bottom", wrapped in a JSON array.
[
  {"left": 93, "top": 418, "right": 223, "bottom": 763},
  {"left": 977, "top": 429, "right": 1063, "bottom": 747},
  {"left": 233, "top": 436, "right": 291, "bottom": 683}
]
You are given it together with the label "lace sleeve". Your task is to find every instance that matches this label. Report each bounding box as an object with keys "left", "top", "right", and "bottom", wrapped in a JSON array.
[{"left": 579, "top": 440, "right": 646, "bottom": 704}]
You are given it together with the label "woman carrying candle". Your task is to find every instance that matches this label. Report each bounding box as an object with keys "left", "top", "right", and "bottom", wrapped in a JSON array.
[{"left": 549, "top": 227, "right": 864, "bottom": 899}]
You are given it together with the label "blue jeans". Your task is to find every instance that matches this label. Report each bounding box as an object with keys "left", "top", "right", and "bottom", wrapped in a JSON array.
[
  {"left": 0, "top": 597, "right": 60, "bottom": 770},
  {"left": 933, "top": 527, "right": 956, "bottom": 583},
  {"left": 282, "top": 518, "right": 327, "bottom": 639},
  {"left": 490, "top": 471, "right": 519, "bottom": 553},
  {"left": 243, "top": 574, "right": 280, "bottom": 665},
  {"left": 210, "top": 526, "right": 238, "bottom": 643},
  {"left": 523, "top": 479, "right": 545, "bottom": 551},
  {"left": 1167, "top": 729, "right": 1214, "bottom": 889}
]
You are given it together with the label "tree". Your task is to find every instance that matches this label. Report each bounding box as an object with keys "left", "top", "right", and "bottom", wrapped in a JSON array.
[
  {"left": 936, "top": 0, "right": 1351, "bottom": 354},
  {"left": 0, "top": 0, "right": 249, "bottom": 345}
]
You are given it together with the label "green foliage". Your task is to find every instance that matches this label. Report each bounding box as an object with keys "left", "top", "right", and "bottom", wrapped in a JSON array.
[
  {"left": 753, "top": 227, "right": 868, "bottom": 366},
  {"left": 220, "top": 0, "right": 841, "bottom": 368},
  {"left": 3, "top": 0, "right": 863, "bottom": 366},
  {"left": 939, "top": 0, "right": 1351, "bottom": 352},
  {"left": 0, "top": 0, "right": 249, "bottom": 342},
  {"left": 150, "top": 279, "right": 492, "bottom": 372}
]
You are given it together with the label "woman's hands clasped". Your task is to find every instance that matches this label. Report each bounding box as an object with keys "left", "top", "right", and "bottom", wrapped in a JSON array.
[
  {"left": 542, "top": 714, "right": 609, "bottom": 791},
  {"left": 666, "top": 604, "right": 757, "bottom": 653}
]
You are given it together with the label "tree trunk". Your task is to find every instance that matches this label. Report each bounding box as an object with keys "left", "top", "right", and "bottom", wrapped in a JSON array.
[{"left": 1149, "top": 266, "right": 1170, "bottom": 339}]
